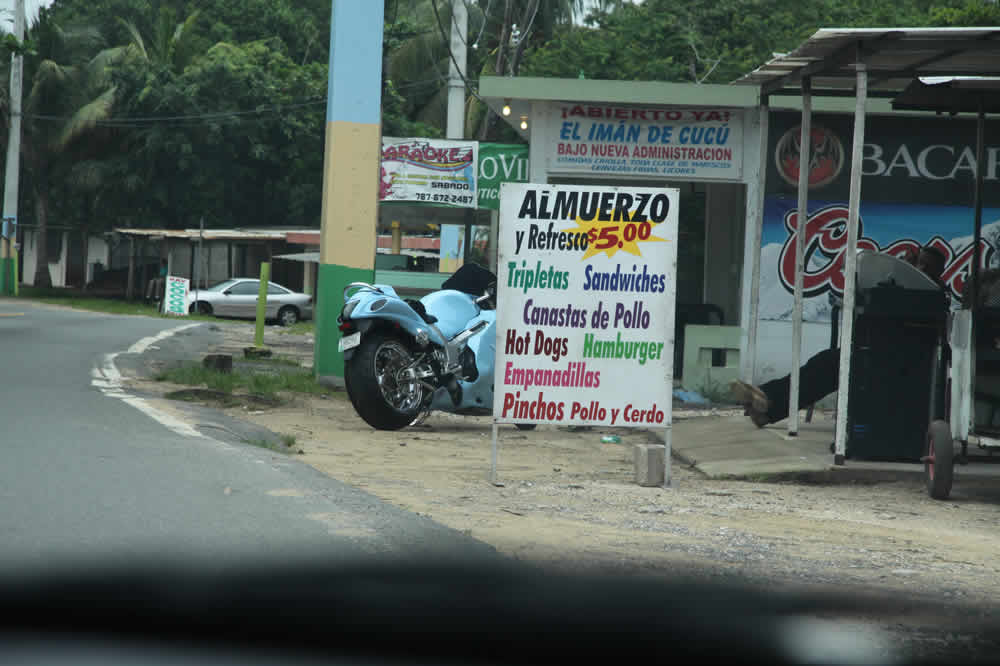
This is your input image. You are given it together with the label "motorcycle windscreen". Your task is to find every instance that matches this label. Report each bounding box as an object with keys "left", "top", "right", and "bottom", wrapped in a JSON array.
[
  {"left": 441, "top": 263, "right": 496, "bottom": 296},
  {"left": 421, "top": 290, "right": 480, "bottom": 340}
]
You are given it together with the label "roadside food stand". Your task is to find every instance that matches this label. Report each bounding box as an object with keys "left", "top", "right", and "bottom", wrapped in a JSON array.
[{"left": 734, "top": 28, "right": 1000, "bottom": 494}]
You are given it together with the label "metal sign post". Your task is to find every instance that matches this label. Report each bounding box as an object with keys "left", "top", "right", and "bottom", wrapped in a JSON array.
[
  {"left": 788, "top": 77, "right": 812, "bottom": 437},
  {"left": 833, "top": 63, "right": 868, "bottom": 465}
]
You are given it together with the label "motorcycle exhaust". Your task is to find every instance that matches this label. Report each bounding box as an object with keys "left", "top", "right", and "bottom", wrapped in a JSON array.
[
  {"left": 446, "top": 376, "right": 463, "bottom": 407},
  {"left": 450, "top": 321, "right": 487, "bottom": 348}
]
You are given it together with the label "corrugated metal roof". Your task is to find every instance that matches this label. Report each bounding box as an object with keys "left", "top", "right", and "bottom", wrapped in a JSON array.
[
  {"left": 113, "top": 228, "right": 317, "bottom": 240},
  {"left": 273, "top": 252, "right": 320, "bottom": 263},
  {"left": 734, "top": 27, "right": 1000, "bottom": 98}
]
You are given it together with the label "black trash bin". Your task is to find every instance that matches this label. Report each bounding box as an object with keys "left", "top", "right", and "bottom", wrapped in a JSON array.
[{"left": 846, "top": 284, "right": 947, "bottom": 461}]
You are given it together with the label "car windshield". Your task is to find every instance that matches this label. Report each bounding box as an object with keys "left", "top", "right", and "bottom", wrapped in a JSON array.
[{"left": 7, "top": 5, "right": 1000, "bottom": 664}]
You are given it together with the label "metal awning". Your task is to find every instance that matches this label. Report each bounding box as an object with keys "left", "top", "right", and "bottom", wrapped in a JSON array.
[
  {"left": 734, "top": 27, "right": 1000, "bottom": 98},
  {"left": 893, "top": 76, "right": 1000, "bottom": 113},
  {"left": 113, "top": 228, "right": 317, "bottom": 241},
  {"left": 274, "top": 252, "right": 320, "bottom": 263}
]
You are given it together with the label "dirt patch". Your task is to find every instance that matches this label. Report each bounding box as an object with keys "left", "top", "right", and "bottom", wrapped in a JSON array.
[{"left": 185, "top": 389, "right": 1000, "bottom": 607}]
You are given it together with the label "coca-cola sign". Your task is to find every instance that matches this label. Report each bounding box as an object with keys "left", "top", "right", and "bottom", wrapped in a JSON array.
[{"left": 777, "top": 204, "right": 994, "bottom": 302}]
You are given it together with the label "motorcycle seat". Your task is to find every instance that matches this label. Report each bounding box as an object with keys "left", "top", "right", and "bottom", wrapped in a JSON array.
[{"left": 406, "top": 299, "right": 438, "bottom": 325}]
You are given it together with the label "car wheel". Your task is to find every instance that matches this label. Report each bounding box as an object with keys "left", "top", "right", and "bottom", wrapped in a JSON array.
[
  {"left": 278, "top": 306, "right": 300, "bottom": 326},
  {"left": 189, "top": 301, "right": 213, "bottom": 315}
]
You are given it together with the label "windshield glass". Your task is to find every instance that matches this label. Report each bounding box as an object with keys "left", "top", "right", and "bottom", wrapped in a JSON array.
[{"left": 8, "top": 5, "right": 1000, "bottom": 663}]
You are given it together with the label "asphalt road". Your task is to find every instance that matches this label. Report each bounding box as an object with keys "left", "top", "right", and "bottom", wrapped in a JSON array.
[{"left": 0, "top": 301, "right": 498, "bottom": 574}]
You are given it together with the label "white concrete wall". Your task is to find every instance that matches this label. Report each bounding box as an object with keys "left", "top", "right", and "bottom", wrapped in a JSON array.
[
  {"left": 22, "top": 230, "right": 37, "bottom": 285},
  {"left": 20, "top": 230, "right": 67, "bottom": 287},
  {"left": 58, "top": 232, "right": 68, "bottom": 287}
]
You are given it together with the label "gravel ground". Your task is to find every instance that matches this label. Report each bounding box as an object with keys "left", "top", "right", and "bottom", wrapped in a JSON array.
[{"left": 126, "top": 321, "right": 1000, "bottom": 662}]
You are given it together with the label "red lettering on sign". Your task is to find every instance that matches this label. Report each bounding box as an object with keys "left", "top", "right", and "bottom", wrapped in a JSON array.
[{"left": 776, "top": 205, "right": 993, "bottom": 301}]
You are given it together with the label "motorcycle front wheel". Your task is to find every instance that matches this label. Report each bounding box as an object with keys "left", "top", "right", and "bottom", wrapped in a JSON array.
[{"left": 345, "top": 332, "right": 424, "bottom": 430}]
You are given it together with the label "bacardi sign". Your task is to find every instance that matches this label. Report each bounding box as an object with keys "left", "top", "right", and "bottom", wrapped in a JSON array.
[{"left": 767, "top": 111, "right": 1000, "bottom": 207}]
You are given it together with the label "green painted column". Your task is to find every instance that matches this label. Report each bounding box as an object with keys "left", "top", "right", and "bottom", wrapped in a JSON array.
[
  {"left": 254, "top": 262, "right": 270, "bottom": 348},
  {"left": 0, "top": 256, "right": 10, "bottom": 295},
  {"left": 314, "top": 1, "right": 384, "bottom": 382}
]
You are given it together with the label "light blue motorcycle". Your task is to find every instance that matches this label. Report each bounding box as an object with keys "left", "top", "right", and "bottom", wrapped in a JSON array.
[{"left": 337, "top": 264, "right": 533, "bottom": 431}]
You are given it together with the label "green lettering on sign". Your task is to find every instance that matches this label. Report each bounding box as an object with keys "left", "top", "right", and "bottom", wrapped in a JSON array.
[
  {"left": 164, "top": 277, "right": 189, "bottom": 316},
  {"left": 477, "top": 143, "right": 529, "bottom": 210}
]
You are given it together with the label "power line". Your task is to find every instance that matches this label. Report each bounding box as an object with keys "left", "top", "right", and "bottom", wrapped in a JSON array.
[
  {"left": 428, "top": 0, "right": 488, "bottom": 106},
  {"left": 25, "top": 98, "right": 327, "bottom": 127}
]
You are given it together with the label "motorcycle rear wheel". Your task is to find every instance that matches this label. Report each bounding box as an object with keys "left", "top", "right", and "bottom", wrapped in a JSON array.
[{"left": 345, "top": 332, "right": 424, "bottom": 430}]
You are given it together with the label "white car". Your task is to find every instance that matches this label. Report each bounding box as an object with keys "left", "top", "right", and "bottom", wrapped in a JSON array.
[{"left": 186, "top": 278, "right": 313, "bottom": 326}]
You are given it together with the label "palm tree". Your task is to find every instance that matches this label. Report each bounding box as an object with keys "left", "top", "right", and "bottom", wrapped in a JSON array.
[
  {"left": 0, "top": 8, "right": 124, "bottom": 287},
  {"left": 117, "top": 7, "right": 202, "bottom": 74}
]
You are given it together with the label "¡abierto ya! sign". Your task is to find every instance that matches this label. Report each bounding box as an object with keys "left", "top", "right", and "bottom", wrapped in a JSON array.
[
  {"left": 495, "top": 183, "right": 678, "bottom": 427},
  {"left": 544, "top": 104, "right": 743, "bottom": 181},
  {"left": 381, "top": 137, "right": 478, "bottom": 208}
]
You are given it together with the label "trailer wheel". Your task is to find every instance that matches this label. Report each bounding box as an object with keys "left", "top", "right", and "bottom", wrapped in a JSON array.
[{"left": 924, "top": 420, "right": 954, "bottom": 500}]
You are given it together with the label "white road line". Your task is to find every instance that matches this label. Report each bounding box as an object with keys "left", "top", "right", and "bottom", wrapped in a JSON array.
[
  {"left": 91, "top": 323, "right": 207, "bottom": 440},
  {"left": 127, "top": 323, "right": 201, "bottom": 354}
]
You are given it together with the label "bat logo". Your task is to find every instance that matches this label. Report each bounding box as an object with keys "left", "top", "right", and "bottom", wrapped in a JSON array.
[{"left": 775, "top": 124, "right": 845, "bottom": 189}]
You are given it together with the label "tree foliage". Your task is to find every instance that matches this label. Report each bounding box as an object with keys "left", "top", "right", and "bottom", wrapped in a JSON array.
[
  {"left": 522, "top": 0, "right": 1000, "bottom": 84},
  {"left": 0, "top": 0, "right": 996, "bottom": 283}
]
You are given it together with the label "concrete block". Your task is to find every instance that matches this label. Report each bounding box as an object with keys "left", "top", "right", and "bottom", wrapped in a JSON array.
[
  {"left": 203, "top": 354, "right": 233, "bottom": 373},
  {"left": 634, "top": 443, "right": 665, "bottom": 487}
]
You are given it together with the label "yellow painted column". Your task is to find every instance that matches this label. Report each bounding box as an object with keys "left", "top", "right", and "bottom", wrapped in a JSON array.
[{"left": 391, "top": 221, "right": 402, "bottom": 254}]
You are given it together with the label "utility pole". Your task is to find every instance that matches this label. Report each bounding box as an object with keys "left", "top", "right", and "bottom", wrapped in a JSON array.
[
  {"left": 446, "top": 0, "right": 467, "bottom": 140},
  {"left": 446, "top": 0, "right": 472, "bottom": 264},
  {"left": 1, "top": 0, "right": 25, "bottom": 296}
]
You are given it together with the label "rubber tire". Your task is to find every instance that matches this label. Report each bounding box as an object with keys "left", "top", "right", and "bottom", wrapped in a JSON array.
[
  {"left": 278, "top": 306, "right": 299, "bottom": 326},
  {"left": 344, "top": 332, "right": 421, "bottom": 431},
  {"left": 189, "top": 301, "right": 212, "bottom": 315},
  {"left": 515, "top": 424, "right": 537, "bottom": 431},
  {"left": 925, "top": 419, "right": 954, "bottom": 500}
]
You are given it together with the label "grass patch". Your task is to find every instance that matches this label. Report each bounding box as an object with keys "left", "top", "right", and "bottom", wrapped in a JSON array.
[
  {"left": 276, "top": 321, "right": 315, "bottom": 336},
  {"left": 19, "top": 287, "right": 219, "bottom": 322},
  {"left": 156, "top": 365, "right": 238, "bottom": 393},
  {"left": 243, "top": 434, "right": 302, "bottom": 455},
  {"left": 156, "top": 362, "right": 335, "bottom": 399},
  {"left": 274, "top": 369, "right": 332, "bottom": 395},
  {"left": 244, "top": 355, "right": 302, "bottom": 368}
]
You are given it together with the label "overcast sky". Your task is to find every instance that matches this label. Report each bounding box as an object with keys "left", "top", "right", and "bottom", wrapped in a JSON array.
[{"left": 2, "top": 0, "right": 52, "bottom": 30}]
